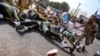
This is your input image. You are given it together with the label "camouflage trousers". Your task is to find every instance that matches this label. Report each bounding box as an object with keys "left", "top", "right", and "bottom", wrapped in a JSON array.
[{"left": 84, "top": 32, "right": 96, "bottom": 45}]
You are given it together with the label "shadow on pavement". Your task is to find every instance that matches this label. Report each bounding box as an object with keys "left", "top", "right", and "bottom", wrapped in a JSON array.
[
  {"left": 38, "top": 31, "right": 75, "bottom": 56},
  {"left": 0, "top": 20, "right": 8, "bottom": 25}
]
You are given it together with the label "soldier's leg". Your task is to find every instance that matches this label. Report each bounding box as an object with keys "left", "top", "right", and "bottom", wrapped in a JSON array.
[
  {"left": 14, "top": 20, "right": 38, "bottom": 26},
  {"left": 15, "top": 21, "right": 39, "bottom": 32},
  {"left": 44, "top": 29, "right": 70, "bottom": 48},
  {"left": 91, "top": 35, "right": 95, "bottom": 44},
  {"left": 85, "top": 37, "right": 89, "bottom": 46},
  {"left": 50, "top": 32, "right": 63, "bottom": 42},
  {"left": 20, "top": 20, "right": 38, "bottom": 26},
  {"left": 0, "top": 3, "right": 8, "bottom": 20}
]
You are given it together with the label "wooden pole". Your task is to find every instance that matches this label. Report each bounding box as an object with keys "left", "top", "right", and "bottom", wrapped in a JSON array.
[{"left": 73, "top": 3, "right": 81, "bottom": 16}]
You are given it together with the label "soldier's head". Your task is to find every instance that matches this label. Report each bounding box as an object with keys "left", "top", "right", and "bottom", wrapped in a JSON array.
[
  {"left": 28, "top": 10, "right": 33, "bottom": 15},
  {"left": 88, "top": 15, "right": 96, "bottom": 24}
]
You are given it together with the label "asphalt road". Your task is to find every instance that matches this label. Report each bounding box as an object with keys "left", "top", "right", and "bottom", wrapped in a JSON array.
[{"left": 0, "top": 23, "right": 100, "bottom": 56}]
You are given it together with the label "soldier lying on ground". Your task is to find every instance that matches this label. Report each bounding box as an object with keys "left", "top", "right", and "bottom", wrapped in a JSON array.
[
  {"left": 14, "top": 18, "right": 77, "bottom": 49},
  {"left": 19, "top": 9, "right": 38, "bottom": 21},
  {"left": 0, "top": 2, "right": 20, "bottom": 22},
  {"left": 14, "top": 15, "right": 88, "bottom": 53},
  {"left": 0, "top": 2, "right": 45, "bottom": 23}
]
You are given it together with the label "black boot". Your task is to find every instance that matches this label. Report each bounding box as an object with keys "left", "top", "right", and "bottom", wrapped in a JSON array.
[{"left": 82, "top": 46, "right": 85, "bottom": 53}]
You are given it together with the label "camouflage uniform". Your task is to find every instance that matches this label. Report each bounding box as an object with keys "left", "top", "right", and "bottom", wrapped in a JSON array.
[{"left": 84, "top": 22, "right": 98, "bottom": 45}]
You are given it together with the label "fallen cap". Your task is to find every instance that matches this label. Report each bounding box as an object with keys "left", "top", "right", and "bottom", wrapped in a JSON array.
[{"left": 46, "top": 49, "right": 58, "bottom": 56}]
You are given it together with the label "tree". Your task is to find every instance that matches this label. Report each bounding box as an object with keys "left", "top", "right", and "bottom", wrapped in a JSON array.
[
  {"left": 60, "top": 2, "right": 70, "bottom": 12},
  {"left": 49, "top": 1, "right": 70, "bottom": 12},
  {"left": 42, "top": 0, "right": 49, "bottom": 3},
  {"left": 49, "top": 2, "right": 61, "bottom": 9},
  {"left": 49, "top": 2, "right": 59, "bottom": 8}
]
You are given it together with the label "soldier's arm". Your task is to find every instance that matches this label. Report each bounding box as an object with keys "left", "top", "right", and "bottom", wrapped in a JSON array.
[
  {"left": 94, "top": 23, "right": 99, "bottom": 32},
  {"left": 13, "top": 8, "right": 20, "bottom": 21},
  {"left": 75, "top": 24, "right": 85, "bottom": 29}
]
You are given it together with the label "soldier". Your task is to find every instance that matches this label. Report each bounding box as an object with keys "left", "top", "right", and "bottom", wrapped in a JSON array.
[
  {"left": 42, "top": 20, "right": 70, "bottom": 48},
  {"left": 14, "top": 19, "right": 73, "bottom": 49},
  {"left": 0, "top": 2, "right": 20, "bottom": 22},
  {"left": 76, "top": 15, "right": 98, "bottom": 45},
  {"left": 19, "top": 10, "right": 37, "bottom": 21}
]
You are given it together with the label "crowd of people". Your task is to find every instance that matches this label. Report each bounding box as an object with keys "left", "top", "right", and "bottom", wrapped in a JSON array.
[{"left": 0, "top": 0, "right": 99, "bottom": 55}]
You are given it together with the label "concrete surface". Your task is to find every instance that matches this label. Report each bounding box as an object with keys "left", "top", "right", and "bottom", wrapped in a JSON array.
[{"left": 0, "top": 23, "right": 100, "bottom": 56}]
